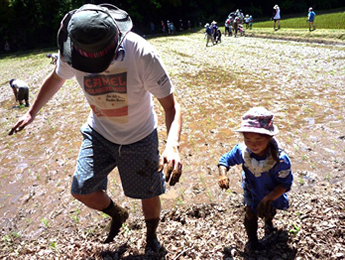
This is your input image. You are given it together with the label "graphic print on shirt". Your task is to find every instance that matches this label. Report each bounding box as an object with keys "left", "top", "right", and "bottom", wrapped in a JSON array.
[{"left": 84, "top": 72, "right": 129, "bottom": 124}]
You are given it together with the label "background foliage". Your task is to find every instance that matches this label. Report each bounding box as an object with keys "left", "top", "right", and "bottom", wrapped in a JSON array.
[{"left": 0, "top": 0, "right": 344, "bottom": 52}]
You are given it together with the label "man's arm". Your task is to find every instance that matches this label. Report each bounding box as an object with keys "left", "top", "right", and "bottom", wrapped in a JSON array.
[
  {"left": 9, "top": 70, "right": 66, "bottom": 135},
  {"left": 157, "top": 93, "right": 182, "bottom": 185}
]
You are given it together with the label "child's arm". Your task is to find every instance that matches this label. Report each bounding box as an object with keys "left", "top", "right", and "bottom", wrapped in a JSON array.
[
  {"left": 262, "top": 185, "right": 287, "bottom": 204},
  {"left": 218, "top": 165, "right": 230, "bottom": 189},
  {"left": 217, "top": 144, "right": 244, "bottom": 190},
  {"left": 257, "top": 185, "right": 287, "bottom": 218}
]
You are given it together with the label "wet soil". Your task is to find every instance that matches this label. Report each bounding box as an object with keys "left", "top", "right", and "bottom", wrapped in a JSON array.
[{"left": 0, "top": 33, "right": 344, "bottom": 259}]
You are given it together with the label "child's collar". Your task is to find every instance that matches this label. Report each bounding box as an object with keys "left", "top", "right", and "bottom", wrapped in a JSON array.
[{"left": 241, "top": 138, "right": 279, "bottom": 177}]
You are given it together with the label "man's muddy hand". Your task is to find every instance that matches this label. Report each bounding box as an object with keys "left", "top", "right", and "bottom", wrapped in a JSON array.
[
  {"left": 9, "top": 113, "right": 33, "bottom": 136},
  {"left": 159, "top": 147, "right": 182, "bottom": 186}
]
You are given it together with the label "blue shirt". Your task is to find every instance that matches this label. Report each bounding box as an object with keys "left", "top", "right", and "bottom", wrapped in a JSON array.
[
  {"left": 218, "top": 140, "right": 293, "bottom": 211},
  {"left": 308, "top": 11, "right": 316, "bottom": 21}
]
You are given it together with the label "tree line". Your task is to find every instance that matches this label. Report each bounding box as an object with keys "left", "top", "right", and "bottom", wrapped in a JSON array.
[{"left": 0, "top": 0, "right": 343, "bottom": 53}]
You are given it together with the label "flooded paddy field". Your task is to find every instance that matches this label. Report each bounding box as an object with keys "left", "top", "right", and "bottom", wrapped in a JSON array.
[{"left": 0, "top": 33, "right": 344, "bottom": 259}]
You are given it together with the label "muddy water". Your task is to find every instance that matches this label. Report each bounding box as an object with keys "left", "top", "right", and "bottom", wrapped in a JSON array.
[
  {"left": 1, "top": 35, "right": 344, "bottom": 234},
  {"left": 152, "top": 35, "right": 345, "bottom": 207}
]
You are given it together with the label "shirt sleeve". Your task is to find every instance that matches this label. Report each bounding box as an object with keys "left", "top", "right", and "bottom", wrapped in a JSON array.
[
  {"left": 56, "top": 52, "right": 76, "bottom": 80},
  {"left": 218, "top": 144, "right": 244, "bottom": 170},
  {"left": 136, "top": 39, "right": 174, "bottom": 99},
  {"left": 274, "top": 152, "right": 293, "bottom": 191}
]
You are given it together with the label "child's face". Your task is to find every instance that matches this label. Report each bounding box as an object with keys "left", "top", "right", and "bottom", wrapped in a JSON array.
[{"left": 243, "top": 132, "right": 272, "bottom": 157}]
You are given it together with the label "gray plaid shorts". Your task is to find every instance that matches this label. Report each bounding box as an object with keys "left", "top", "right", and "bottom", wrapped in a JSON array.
[{"left": 71, "top": 124, "right": 165, "bottom": 199}]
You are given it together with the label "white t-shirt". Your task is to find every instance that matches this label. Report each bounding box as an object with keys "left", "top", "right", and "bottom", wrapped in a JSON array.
[
  {"left": 56, "top": 32, "right": 174, "bottom": 144},
  {"left": 274, "top": 9, "right": 281, "bottom": 20},
  {"left": 11, "top": 79, "right": 29, "bottom": 90}
]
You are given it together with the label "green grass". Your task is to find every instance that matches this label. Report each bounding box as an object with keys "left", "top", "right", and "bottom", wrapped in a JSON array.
[{"left": 254, "top": 12, "right": 345, "bottom": 29}]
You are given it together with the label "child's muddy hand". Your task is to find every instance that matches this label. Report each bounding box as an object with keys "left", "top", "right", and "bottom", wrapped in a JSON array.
[{"left": 218, "top": 175, "right": 230, "bottom": 189}]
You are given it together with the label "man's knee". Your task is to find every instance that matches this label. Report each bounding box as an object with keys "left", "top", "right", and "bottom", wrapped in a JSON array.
[{"left": 71, "top": 192, "right": 94, "bottom": 203}]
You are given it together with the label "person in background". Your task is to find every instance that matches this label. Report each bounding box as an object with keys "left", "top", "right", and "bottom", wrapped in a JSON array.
[
  {"left": 307, "top": 7, "right": 316, "bottom": 31},
  {"left": 9, "top": 3, "right": 182, "bottom": 256},
  {"left": 170, "top": 22, "right": 175, "bottom": 34},
  {"left": 216, "top": 27, "right": 222, "bottom": 43},
  {"left": 179, "top": 19, "right": 183, "bottom": 31},
  {"left": 244, "top": 14, "right": 250, "bottom": 29},
  {"left": 167, "top": 20, "right": 171, "bottom": 34},
  {"left": 225, "top": 17, "right": 231, "bottom": 36},
  {"left": 150, "top": 22, "right": 155, "bottom": 34},
  {"left": 161, "top": 20, "right": 166, "bottom": 33},
  {"left": 46, "top": 53, "right": 59, "bottom": 65},
  {"left": 211, "top": 20, "right": 218, "bottom": 43},
  {"left": 9, "top": 79, "right": 29, "bottom": 107},
  {"left": 233, "top": 16, "right": 240, "bottom": 37},
  {"left": 217, "top": 107, "right": 293, "bottom": 252},
  {"left": 273, "top": 5, "right": 281, "bottom": 31},
  {"left": 4, "top": 41, "right": 10, "bottom": 52},
  {"left": 205, "top": 23, "right": 215, "bottom": 46},
  {"left": 249, "top": 15, "right": 253, "bottom": 29},
  {"left": 228, "top": 14, "right": 234, "bottom": 35}
]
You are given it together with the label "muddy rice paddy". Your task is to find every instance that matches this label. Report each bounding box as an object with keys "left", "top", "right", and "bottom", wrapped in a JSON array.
[{"left": 0, "top": 32, "right": 344, "bottom": 259}]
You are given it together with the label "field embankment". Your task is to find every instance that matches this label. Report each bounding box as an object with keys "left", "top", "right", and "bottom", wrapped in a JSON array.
[{"left": 243, "top": 10, "right": 345, "bottom": 45}]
